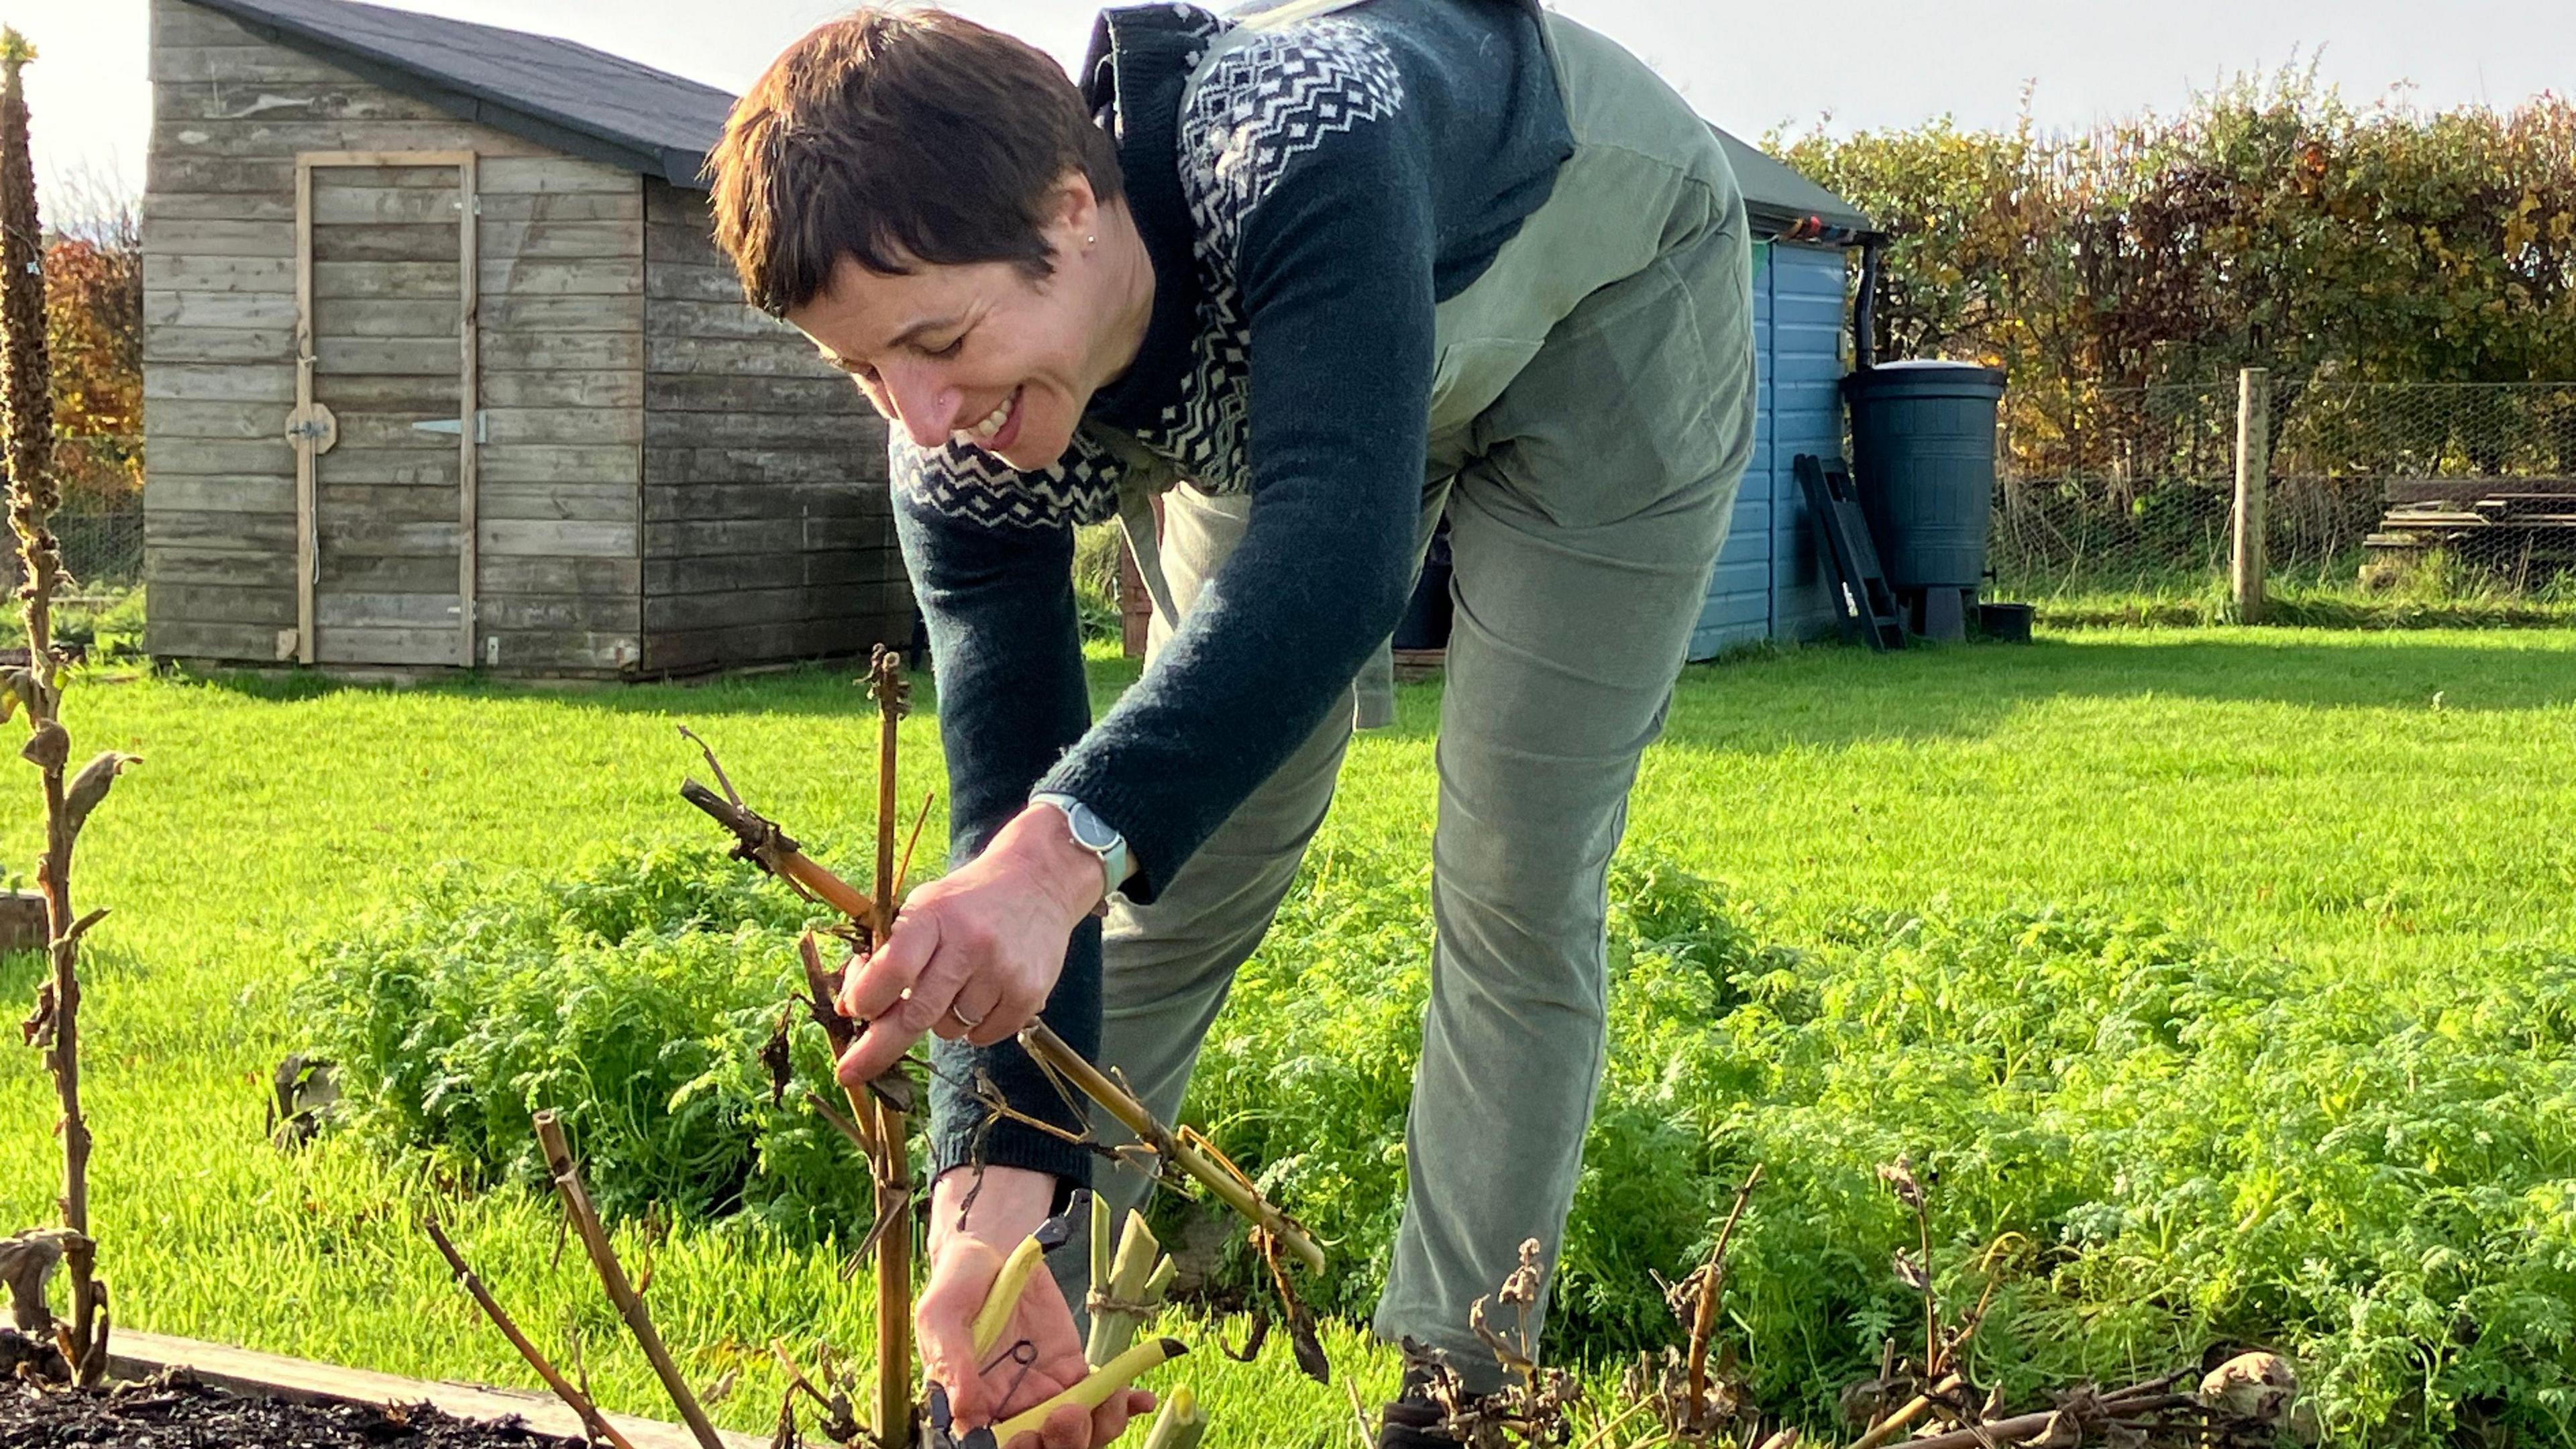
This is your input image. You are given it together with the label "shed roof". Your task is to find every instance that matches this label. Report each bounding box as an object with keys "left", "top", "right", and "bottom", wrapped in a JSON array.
[
  {"left": 180, "top": 0, "right": 1875, "bottom": 233},
  {"left": 1713, "top": 128, "right": 1876, "bottom": 241},
  {"left": 180, "top": 0, "right": 736, "bottom": 186}
]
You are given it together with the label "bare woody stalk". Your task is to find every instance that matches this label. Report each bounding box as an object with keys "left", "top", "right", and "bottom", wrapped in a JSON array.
[
  {"left": 1685, "top": 1165, "right": 1762, "bottom": 1418},
  {"left": 421, "top": 1212, "right": 641, "bottom": 1449},
  {"left": 864, "top": 647, "right": 915, "bottom": 1449},
  {"left": 1016, "top": 1021, "right": 1324, "bottom": 1275},
  {"left": 531, "top": 1111, "right": 724, "bottom": 1449},
  {"left": 1, "top": 28, "right": 135, "bottom": 1390}
]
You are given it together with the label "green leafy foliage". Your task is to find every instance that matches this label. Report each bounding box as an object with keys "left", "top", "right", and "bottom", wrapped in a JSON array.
[
  {"left": 1185, "top": 842, "right": 2576, "bottom": 1444},
  {"left": 283, "top": 693, "right": 2576, "bottom": 1444},
  {"left": 1774, "top": 78, "right": 2576, "bottom": 395},
  {"left": 1770, "top": 78, "right": 2576, "bottom": 521},
  {"left": 295, "top": 845, "right": 874, "bottom": 1242}
]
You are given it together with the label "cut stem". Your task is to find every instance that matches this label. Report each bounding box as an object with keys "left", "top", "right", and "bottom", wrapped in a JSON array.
[
  {"left": 1139, "top": 1383, "right": 1206, "bottom": 1449},
  {"left": 423, "top": 1212, "right": 640, "bottom": 1449},
  {"left": 531, "top": 1111, "right": 723, "bottom": 1449},
  {"left": 973, "top": 1234, "right": 1051, "bottom": 1360},
  {"left": 1085, "top": 1210, "right": 1168, "bottom": 1368},
  {"left": 1020, "top": 1022, "right": 1324, "bottom": 1276}
]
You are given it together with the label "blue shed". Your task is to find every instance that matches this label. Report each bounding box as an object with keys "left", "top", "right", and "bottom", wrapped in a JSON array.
[{"left": 1688, "top": 130, "right": 1879, "bottom": 659}]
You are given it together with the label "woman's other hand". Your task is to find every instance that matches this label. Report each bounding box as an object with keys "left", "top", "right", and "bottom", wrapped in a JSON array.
[
  {"left": 918, "top": 1167, "right": 1154, "bottom": 1448},
  {"left": 835, "top": 803, "right": 1104, "bottom": 1085}
]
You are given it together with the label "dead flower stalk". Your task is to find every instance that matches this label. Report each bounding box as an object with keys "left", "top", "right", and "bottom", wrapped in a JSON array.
[
  {"left": 421, "top": 1211, "right": 640, "bottom": 1449},
  {"left": 681, "top": 647, "right": 924, "bottom": 1448},
  {"left": 0, "top": 26, "right": 138, "bottom": 1390},
  {"left": 533, "top": 1110, "right": 725, "bottom": 1449}
]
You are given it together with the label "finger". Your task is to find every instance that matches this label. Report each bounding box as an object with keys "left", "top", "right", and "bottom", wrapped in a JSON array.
[
  {"left": 942, "top": 979, "right": 1006, "bottom": 1044},
  {"left": 1089, "top": 1389, "right": 1152, "bottom": 1446},
  {"left": 918, "top": 1240, "right": 1006, "bottom": 1428},
  {"left": 841, "top": 906, "right": 940, "bottom": 1022},
  {"left": 1039, "top": 1401, "right": 1093, "bottom": 1449},
  {"left": 963, "top": 979, "right": 1045, "bottom": 1048},
  {"left": 841, "top": 969, "right": 959, "bottom": 1084}
]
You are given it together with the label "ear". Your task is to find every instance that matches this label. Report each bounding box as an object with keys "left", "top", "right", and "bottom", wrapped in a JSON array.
[{"left": 1049, "top": 169, "right": 1102, "bottom": 249}]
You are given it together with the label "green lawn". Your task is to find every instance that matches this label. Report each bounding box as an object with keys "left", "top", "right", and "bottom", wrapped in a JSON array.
[{"left": 1, "top": 628, "right": 2570, "bottom": 1446}]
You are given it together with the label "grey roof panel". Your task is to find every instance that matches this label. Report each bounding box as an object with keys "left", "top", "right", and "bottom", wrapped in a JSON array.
[
  {"left": 180, "top": 0, "right": 735, "bottom": 186},
  {"left": 1713, "top": 126, "right": 1876, "bottom": 241}
]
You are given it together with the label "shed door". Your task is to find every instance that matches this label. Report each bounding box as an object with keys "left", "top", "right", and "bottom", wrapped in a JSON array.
[{"left": 292, "top": 153, "right": 479, "bottom": 666}]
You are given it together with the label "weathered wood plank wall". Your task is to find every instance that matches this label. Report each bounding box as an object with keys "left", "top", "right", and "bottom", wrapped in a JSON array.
[
  {"left": 142, "top": 0, "right": 646, "bottom": 672},
  {"left": 639, "top": 180, "right": 908, "bottom": 674}
]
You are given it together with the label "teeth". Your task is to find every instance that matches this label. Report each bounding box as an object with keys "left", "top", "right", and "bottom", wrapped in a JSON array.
[{"left": 963, "top": 394, "right": 1013, "bottom": 443}]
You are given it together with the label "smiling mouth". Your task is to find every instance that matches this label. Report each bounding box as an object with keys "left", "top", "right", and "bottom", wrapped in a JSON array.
[{"left": 958, "top": 387, "right": 1024, "bottom": 453}]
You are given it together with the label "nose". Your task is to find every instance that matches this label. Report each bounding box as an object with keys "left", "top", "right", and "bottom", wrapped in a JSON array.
[{"left": 882, "top": 362, "right": 965, "bottom": 450}]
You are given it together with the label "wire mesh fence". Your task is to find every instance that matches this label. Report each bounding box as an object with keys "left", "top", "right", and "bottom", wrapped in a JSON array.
[
  {"left": 5, "top": 434, "right": 145, "bottom": 601},
  {"left": 1990, "top": 380, "right": 2576, "bottom": 608}
]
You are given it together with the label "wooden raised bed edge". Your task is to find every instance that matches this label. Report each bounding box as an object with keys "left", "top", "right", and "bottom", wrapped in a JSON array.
[{"left": 108, "top": 1330, "right": 769, "bottom": 1449}]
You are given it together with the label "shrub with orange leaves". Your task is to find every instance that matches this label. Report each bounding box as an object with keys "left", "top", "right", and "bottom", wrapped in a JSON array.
[{"left": 43, "top": 204, "right": 141, "bottom": 509}]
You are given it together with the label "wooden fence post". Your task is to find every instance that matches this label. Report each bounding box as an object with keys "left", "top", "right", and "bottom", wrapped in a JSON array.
[{"left": 2231, "top": 367, "right": 2271, "bottom": 623}]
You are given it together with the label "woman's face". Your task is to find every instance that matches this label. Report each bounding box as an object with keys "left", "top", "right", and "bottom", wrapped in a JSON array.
[{"left": 786, "top": 178, "right": 1131, "bottom": 473}]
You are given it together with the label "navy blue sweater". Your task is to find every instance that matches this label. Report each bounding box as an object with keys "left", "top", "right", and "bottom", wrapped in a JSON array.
[{"left": 902, "top": 0, "right": 1573, "bottom": 1185}]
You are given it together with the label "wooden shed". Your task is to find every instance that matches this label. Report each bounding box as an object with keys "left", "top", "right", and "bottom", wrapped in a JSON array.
[
  {"left": 142, "top": 0, "right": 908, "bottom": 677},
  {"left": 1689, "top": 131, "right": 1879, "bottom": 659}
]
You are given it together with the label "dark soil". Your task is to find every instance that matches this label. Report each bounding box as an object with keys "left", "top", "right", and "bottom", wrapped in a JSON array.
[{"left": 0, "top": 1369, "right": 586, "bottom": 1448}]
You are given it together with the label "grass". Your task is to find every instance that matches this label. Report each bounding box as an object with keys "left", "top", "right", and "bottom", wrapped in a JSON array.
[
  {"left": 2001, "top": 553, "right": 2576, "bottom": 631},
  {"left": 0, "top": 627, "right": 2569, "bottom": 1446}
]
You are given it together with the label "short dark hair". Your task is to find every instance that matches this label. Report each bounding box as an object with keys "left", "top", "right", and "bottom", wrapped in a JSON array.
[{"left": 707, "top": 7, "right": 1125, "bottom": 316}]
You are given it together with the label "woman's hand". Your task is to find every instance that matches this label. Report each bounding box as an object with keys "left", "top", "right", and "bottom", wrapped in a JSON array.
[
  {"left": 919, "top": 1167, "right": 1153, "bottom": 1448},
  {"left": 835, "top": 803, "right": 1105, "bottom": 1086}
]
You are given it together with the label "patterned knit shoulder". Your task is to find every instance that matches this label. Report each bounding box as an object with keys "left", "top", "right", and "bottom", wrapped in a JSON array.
[
  {"left": 1177, "top": 15, "right": 1408, "bottom": 258},
  {"left": 889, "top": 427, "right": 1128, "bottom": 533}
]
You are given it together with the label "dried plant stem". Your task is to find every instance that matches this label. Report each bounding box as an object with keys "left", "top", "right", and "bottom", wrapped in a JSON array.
[
  {"left": 680, "top": 781, "right": 876, "bottom": 923},
  {"left": 1843, "top": 1373, "right": 1960, "bottom": 1449},
  {"left": 1018, "top": 1021, "right": 1324, "bottom": 1275},
  {"left": 1685, "top": 1165, "right": 1762, "bottom": 1414},
  {"left": 531, "top": 1111, "right": 723, "bottom": 1449},
  {"left": 1, "top": 29, "right": 122, "bottom": 1391},
  {"left": 865, "top": 647, "right": 916, "bottom": 1449},
  {"left": 423, "top": 1212, "right": 640, "bottom": 1449},
  {"left": 1856, "top": 1405, "right": 2057, "bottom": 1449},
  {"left": 871, "top": 1092, "right": 912, "bottom": 1448}
]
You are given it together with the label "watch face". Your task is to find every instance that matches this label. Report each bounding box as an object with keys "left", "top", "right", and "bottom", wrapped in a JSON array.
[{"left": 1067, "top": 804, "right": 1120, "bottom": 852}]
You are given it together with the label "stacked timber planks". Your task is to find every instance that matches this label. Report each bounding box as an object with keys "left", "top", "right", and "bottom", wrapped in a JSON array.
[
  {"left": 639, "top": 180, "right": 908, "bottom": 676},
  {"left": 2363, "top": 478, "right": 2576, "bottom": 579},
  {"left": 470, "top": 156, "right": 647, "bottom": 674}
]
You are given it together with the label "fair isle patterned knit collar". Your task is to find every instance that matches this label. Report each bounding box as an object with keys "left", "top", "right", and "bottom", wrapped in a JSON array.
[
  {"left": 890, "top": 1, "right": 1410, "bottom": 531},
  {"left": 1079, "top": 3, "right": 1224, "bottom": 439}
]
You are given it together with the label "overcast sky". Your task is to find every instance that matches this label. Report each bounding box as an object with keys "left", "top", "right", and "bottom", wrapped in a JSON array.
[{"left": 8, "top": 0, "right": 2571, "bottom": 223}]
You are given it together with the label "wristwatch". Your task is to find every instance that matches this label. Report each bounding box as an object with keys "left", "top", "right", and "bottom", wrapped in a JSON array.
[{"left": 1030, "top": 792, "right": 1132, "bottom": 905}]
